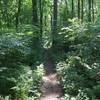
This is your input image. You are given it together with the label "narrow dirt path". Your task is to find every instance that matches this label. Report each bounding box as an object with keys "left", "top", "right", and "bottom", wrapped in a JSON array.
[{"left": 39, "top": 49, "right": 63, "bottom": 100}]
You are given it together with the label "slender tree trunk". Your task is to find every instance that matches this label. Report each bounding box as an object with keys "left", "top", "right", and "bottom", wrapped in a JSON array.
[
  {"left": 91, "top": 0, "right": 94, "bottom": 22},
  {"left": 39, "top": 0, "right": 43, "bottom": 39},
  {"left": 44, "top": 15, "right": 47, "bottom": 26},
  {"left": 52, "top": 0, "right": 58, "bottom": 44},
  {"left": 63, "top": 0, "right": 69, "bottom": 25},
  {"left": 88, "top": 0, "right": 92, "bottom": 22},
  {"left": 81, "top": 0, "right": 84, "bottom": 22},
  {"left": 32, "top": 0, "right": 38, "bottom": 25},
  {"left": 72, "top": 0, "right": 74, "bottom": 18},
  {"left": 0, "top": 0, "right": 2, "bottom": 26},
  {"left": 65, "top": 0, "right": 69, "bottom": 17},
  {"left": 78, "top": 0, "right": 81, "bottom": 19},
  {"left": 3, "top": 0, "right": 9, "bottom": 27},
  {"left": 16, "top": 0, "right": 21, "bottom": 31}
]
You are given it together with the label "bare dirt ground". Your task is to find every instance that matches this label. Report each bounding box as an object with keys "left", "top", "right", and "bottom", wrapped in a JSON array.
[{"left": 39, "top": 50, "right": 63, "bottom": 100}]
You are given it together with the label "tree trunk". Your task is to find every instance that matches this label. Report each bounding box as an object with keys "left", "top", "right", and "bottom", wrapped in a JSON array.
[
  {"left": 3, "top": 0, "right": 9, "bottom": 27},
  {"left": 91, "top": 0, "right": 94, "bottom": 22},
  {"left": 32, "top": 0, "right": 38, "bottom": 25},
  {"left": 65, "top": 0, "right": 69, "bottom": 17},
  {"left": 88, "top": 0, "right": 92, "bottom": 22},
  {"left": 52, "top": 0, "right": 58, "bottom": 45},
  {"left": 78, "top": 0, "right": 81, "bottom": 19},
  {"left": 16, "top": 0, "right": 21, "bottom": 32},
  {"left": 81, "top": 0, "right": 84, "bottom": 22},
  {"left": 39, "top": 0, "right": 43, "bottom": 40},
  {"left": 72, "top": 0, "right": 74, "bottom": 18}
]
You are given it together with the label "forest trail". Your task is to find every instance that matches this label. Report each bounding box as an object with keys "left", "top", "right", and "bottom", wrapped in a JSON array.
[{"left": 39, "top": 49, "right": 63, "bottom": 100}]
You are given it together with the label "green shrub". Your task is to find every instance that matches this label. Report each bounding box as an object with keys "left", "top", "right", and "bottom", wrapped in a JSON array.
[
  {"left": 0, "top": 64, "right": 44, "bottom": 100},
  {"left": 0, "top": 28, "right": 43, "bottom": 99},
  {"left": 55, "top": 20, "right": 100, "bottom": 99}
]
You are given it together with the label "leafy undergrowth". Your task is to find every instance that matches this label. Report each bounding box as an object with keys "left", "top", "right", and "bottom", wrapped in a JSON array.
[
  {"left": 53, "top": 19, "right": 100, "bottom": 100},
  {"left": 0, "top": 64, "right": 44, "bottom": 100},
  {"left": 0, "top": 27, "right": 44, "bottom": 100}
]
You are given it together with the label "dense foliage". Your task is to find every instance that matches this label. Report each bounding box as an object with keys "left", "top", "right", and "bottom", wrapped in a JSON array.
[
  {"left": 0, "top": 28, "right": 44, "bottom": 99},
  {"left": 54, "top": 19, "right": 100, "bottom": 99},
  {"left": 0, "top": 0, "right": 100, "bottom": 99}
]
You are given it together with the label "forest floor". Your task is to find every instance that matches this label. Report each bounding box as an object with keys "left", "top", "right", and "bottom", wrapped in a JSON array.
[{"left": 39, "top": 50, "right": 63, "bottom": 100}]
